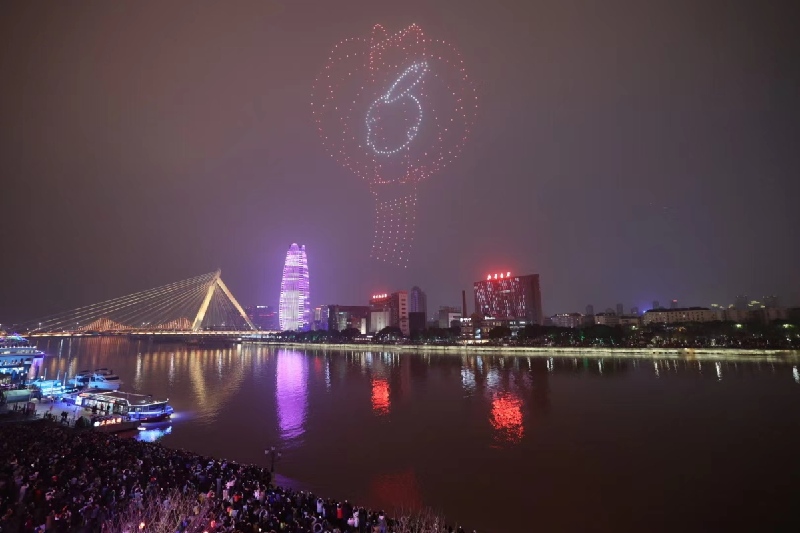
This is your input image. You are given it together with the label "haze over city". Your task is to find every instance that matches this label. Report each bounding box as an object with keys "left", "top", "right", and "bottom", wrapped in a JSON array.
[{"left": 2, "top": 0, "right": 798, "bottom": 323}]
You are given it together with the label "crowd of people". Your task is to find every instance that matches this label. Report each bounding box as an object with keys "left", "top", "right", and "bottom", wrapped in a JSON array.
[{"left": 0, "top": 421, "right": 471, "bottom": 533}]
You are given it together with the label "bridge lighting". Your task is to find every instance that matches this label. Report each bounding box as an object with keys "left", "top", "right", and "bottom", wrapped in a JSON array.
[{"left": 24, "top": 270, "right": 256, "bottom": 334}]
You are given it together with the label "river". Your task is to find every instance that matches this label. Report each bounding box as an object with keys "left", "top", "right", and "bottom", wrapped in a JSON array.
[{"left": 33, "top": 337, "right": 800, "bottom": 532}]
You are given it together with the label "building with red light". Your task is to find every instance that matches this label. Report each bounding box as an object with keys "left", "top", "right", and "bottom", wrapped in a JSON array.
[
  {"left": 369, "top": 291, "right": 409, "bottom": 336},
  {"left": 474, "top": 272, "right": 543, "bottom": 326}
]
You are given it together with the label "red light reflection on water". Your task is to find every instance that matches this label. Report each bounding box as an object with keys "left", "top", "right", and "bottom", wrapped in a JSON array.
[
  {"left": 372, "top": 378, "right": 390, "bottom": 415},
  {"left": 490, "top": 393, "right": 524, "bottom": 445},
  {"left": 370, "top": 469, "right": 422, "bottom": 511}
]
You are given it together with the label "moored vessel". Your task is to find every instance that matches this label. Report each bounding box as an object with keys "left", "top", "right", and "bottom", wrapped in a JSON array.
[
  {"left": 0, "top": 335, "right": 46, "bottom": 388},
  {"left": 68, "top": 371, "right": 121, "bottom": 391},
  {"left": 73, "top": 390, "right": 174, "bottom": 423}
]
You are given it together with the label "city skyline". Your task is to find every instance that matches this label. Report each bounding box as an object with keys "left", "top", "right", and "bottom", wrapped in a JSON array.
[{"left": 1, "top": 0, "right": 798, "bottom": 324}]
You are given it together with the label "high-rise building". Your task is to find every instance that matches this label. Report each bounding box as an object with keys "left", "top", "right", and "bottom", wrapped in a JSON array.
[
  {"left": 764, "top": 295, "right": 779, "bottom": 309},
  {"left": 316, "top": 305, "right": 330, "bottom": 330},
  {"left": 409, "top": 286, "right": 427, "bottom": 322},
  {"left": 474, "top": 271, "right": 543, "bottom": 325},
  {"left": 369, "top": 291, "right": 409, "bottom": 336},
  {"left": 652, "top": 300, "right": 660, "bottom": 311},
  {"left": 327, "top": 305, "right": 369, "bottom": 333},
  {"left": 616, "top": 303, "right": 624, "bottom": 316},
  {"left": 671, "top": 299, "right": 678, "bottom": 309},
  {"left": 278, "top": 243, "right": 310, "bottom": 331},
  {"left": 734, "top": 295, "right": 748, "bottom": 311},
  {"left": 586, "top": 304, "right": 595, "bottom": 316},
  {"left": 630, "top": 306, "right": 639, "bottom": 316}
]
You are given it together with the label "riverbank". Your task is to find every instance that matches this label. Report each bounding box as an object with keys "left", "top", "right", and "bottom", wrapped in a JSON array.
[
  {"left": 245, "top": 341, "right": 800, "bottom": 360},
  {"left": 0, "top": 421, "right": 459, "bottom": 533}
]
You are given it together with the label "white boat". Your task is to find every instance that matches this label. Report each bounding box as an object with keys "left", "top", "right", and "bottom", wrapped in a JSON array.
[
  {"left": 74, "top": 390, "right": 174, "bottom": 423},
  {"left": 93, "top": 368, "right": 121, "bottom": 382},
  {"left": 69, "top": 371, "right": 121, "bottom": 391},
  {"left": 1, "top": 335, "right": 46, "bottom": 385}
]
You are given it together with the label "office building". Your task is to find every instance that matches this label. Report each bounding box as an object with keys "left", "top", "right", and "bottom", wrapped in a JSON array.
[
  {"left": 474, "top": 271, "right": 543, "bottom": 325},
  {"left": 586, "top": 304, "right": 594, "bottom": 316},
  {"left": 312, "top": 306, "right": 330, "bottom": 331},
  {"left": 616, "top": 303, "right": 624, "bottom": 316},
  {"left": 642, "top": 307, "right": 718, "bottom": 325},
  {"left": 630, "top": 306, "right": 639, "bottom": 316},
  {"left": 327, "top": 305, "right": 369, "bottom": 334},
  {"left": 618, "top": 315, "right": 641, "bottom": 327},
  {"left": 652, "top": 300, "right": 660, "bottom": 311},
  {"left": 438, "top": 306, "right": 462, "bottom": 329},
  {"left": 594, "top": 313, "right": 620, "bottom": 327},
  {"left": 551, "top": 313, "right": 583, "bottom": 328},
  {"left": 369, "top": 291, "right": 409, "bottom": 336}
]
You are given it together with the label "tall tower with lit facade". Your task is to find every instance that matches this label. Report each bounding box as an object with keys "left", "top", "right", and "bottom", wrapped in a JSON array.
[{"left": 279, "top": 243, "right": 310, "bottom": 331}]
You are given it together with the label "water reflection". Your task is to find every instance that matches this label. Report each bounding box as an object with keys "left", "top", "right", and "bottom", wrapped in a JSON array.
[
  {"left": 370, "top": 469, "right": 423, "bottom": 511},
  {"left": 25, "top": 338, "right": 800, "bottom": 532},
  {"left": 186, "top": 349, "right": 246, "bottom": 423},
  {"left": 276, "top": 350, "right": 308, "bottom": 443},
  {"left": 136, "top": 425, "right": 173, "bottom": 443},
  {"left": 371, "top": 378, "right": 390, "bottom": 416},
  {"left": 490, "top": 393, "right": 524, "bottom": 445}
]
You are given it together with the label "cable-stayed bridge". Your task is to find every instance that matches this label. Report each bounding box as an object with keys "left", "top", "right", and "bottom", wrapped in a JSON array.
[{"left": 24, "top": 271, "right": 263, "bottom": 340}]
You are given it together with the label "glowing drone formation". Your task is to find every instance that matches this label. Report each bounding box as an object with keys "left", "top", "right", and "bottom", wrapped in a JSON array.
[
  {"left": 366, "top": 61, "right": 428, "bottom": 155},
  {"left": 312, "top": 24, "right": 477, "bottom": 266}
]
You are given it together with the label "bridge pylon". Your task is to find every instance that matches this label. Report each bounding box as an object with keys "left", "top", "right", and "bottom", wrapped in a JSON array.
[
  {"left": 192, "top": 270, "right": 255, "bottom": 331},
  {"left": 23, "top": 270, "right": 257, "bottom": 334}
]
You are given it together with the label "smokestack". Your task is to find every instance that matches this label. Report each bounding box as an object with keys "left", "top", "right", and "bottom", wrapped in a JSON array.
[{"left": 462, "top": 290, "right": 467, "bottom": 318}]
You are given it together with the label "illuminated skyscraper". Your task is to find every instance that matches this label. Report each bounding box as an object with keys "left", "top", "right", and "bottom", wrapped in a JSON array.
[
  {"left": 474, "top": 271, "right": 543, "bottom": 325},
  {"left": 279, "top": 244, "right": 310, "bottom": 331}
]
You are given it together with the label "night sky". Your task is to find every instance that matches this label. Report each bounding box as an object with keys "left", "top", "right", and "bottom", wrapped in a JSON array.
[{"left": 2, "top": 0, "right": 798, "bottom": 324}]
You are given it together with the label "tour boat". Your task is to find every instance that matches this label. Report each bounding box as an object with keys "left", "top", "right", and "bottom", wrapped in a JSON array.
[
  {"left": 0, "top": 335, "right": 46, "bottom": 385},
  {"left": 74, "top": 390, "right": 174, "bottom": 423}
]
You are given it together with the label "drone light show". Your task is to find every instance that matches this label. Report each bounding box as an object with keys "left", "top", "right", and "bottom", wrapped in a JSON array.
[{"left": 312, "top": 24, "right": 477, "bottom": 266}]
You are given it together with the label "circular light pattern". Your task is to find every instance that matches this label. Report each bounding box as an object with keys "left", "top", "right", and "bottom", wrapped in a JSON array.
[{"left": 312, "top": 24, "right": 477, "bottom": 266}]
